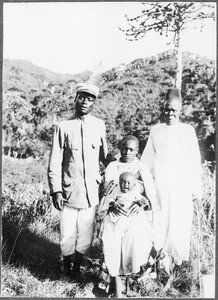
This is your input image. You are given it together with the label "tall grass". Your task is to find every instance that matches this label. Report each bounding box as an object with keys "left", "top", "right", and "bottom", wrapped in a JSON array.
[
  {"left": 1, "top": 156, "right": 215, "bottom": 297},
  {"left": 138, "top": 161, "right": 216, "bottom": 298}
]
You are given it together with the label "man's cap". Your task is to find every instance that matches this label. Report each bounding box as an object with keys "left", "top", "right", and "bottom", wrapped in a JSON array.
[
  {"left": 76, "top": 83, "right": 99, "bottom": 98},
  {"left": 165, "top": 88, "right": 182, "bottom": 102}
]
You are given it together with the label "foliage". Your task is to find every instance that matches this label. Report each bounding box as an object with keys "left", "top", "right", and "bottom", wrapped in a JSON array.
[
  {"left": 1, "top": 157, "right": 215, "bottom": 297},
  {"left": 120, "top": 2, "right": 215, "bottom": 88},
  {"left": 2, "top": 34, "right": 216, "bottom": 298},
  {"left": 3, "top": 51, "right": 216, "bottom": 162},
  {"left": 1, "top": 263, "right": 83, "bottom": 297},
  {"left": 121, "top": 3, "right": 215, "bottom": 41}
]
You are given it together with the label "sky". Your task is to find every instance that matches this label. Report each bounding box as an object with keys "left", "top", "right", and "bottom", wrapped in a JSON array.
[{"left": 3, "top": 2, "right": 217, "bottom": 75}]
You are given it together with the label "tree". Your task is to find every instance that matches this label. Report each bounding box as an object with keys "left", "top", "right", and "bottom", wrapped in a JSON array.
[{"left": 120, "top": 2, "right": 215, "bottom": 90}]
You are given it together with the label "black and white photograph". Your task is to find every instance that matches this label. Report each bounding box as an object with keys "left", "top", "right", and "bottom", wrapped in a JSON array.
[{"left": 2, "top": 1, "right": 216, "bottom": 298}]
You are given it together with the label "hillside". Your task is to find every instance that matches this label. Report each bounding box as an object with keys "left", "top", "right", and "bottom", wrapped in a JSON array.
[
  {"left": 94, "top": 51, "right": 215, "bottom": 158},
  {"left": 2, "top": 51, "right": 216, "bottom": 162},
  {"left": 3, "top": 59, "right": 92, "bottom": 92},
  {"left": 2, "top": 51, "right": 216, "bottom": 298}
]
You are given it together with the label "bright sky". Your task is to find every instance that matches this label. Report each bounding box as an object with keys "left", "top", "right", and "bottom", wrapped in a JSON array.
[{"left": 3, "top": 2, "right": 216, "bottom": 75}]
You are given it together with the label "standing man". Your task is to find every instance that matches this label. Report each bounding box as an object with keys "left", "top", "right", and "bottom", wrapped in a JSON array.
[
  {"left": 48, "top": 83, "right": 108, "bottom": 280},
  {"left": 141, "top": 88, "right": 202, "bottom": 270}
]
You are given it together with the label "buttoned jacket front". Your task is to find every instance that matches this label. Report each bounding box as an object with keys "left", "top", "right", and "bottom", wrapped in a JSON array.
[{"left": 48, "top": 114, "right": 108, "bottom": 209}]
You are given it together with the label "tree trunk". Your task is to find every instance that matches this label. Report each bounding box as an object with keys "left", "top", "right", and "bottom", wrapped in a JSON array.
[{"left": 174, "top": 31, "right": 182, "bottom": 90}]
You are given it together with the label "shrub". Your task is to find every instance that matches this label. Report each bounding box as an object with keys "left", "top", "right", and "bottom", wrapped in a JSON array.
[{"left": 1, "top": 158, "right": 215, "bottom": 297}]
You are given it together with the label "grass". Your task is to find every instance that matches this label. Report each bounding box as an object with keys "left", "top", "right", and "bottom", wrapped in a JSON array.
[{"left": 1, "top": 155, "right": 216, "bottom": 297}]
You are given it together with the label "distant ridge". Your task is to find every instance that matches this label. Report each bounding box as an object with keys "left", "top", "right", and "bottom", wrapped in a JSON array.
[
  {"left": 2, "top": 50, "right": 215, "bottom": 163},
  {"left": 3, "top": 59, "right": 92, "bottom": 91},
  {"left": 3, "top": 51, "right": 214, "bottom": 93}
]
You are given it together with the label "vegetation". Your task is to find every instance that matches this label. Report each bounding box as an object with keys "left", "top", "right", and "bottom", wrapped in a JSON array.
[
  {"left": 120, "top": 2, "right": 215, "bottom": 89},
  {"left": 2, "top": 156, "right": 215, "bottom": 297},
  {"left": 2, "top": 51, "right": 216, "bottom": 297},
  {"left": 3, "top": 51, "right": 215, "bottom": 160}
]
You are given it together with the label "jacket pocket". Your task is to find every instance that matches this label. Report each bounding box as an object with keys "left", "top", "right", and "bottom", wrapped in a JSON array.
[
  {"left": 70, "top": 147, "right": 79, "bottom": 153},
  {"left": 66, "top": 145, "right": 79, "bottom": 162},
  {"left": 67, "top": 139, "right": 79, "bottom": 151},
  {"left": 62, "top": 174, "right": 75, "bottom": 187},
  {"left": 68, "top": 142, "right": 79, "bottom": 151}
]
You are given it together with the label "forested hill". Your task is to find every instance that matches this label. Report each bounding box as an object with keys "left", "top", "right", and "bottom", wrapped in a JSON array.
[
  {"left": 3, "top": 58, "right": 92, "bottom": 91},
  {"left": 3, "top": 50, "right": 216, "bottom": 163}
]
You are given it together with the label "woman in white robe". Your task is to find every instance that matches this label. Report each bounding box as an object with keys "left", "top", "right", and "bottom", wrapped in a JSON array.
[
  {"left": 141, "top": 89, "right": 202, "bottom": 266},
  {"left": 98, "top": 135, "right": 158, "bottom": 297}
]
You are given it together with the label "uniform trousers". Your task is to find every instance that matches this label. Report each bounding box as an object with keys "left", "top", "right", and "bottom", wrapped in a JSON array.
[{"left": 60, "top": 205, "right": 97, "bottom": 256}]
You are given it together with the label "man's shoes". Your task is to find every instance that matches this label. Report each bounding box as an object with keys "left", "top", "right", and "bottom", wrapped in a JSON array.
[
  {"left": 62, "top": 269, "right": 82, "bottom": 282},
  {"left": 62, "top": 268, "right": 72, "bottom": 281},
  {"left": 71, "top": 251, "right": 84, "bottom": 282},
  {"left": 62, "top": 255, "right": 72, "bottom": 281},
  {"left": 62, "top": 252, "right": 84, "bottom": 282},
  {"left": 108, "top": 276, "right": 116, "bottom": 296},
  {"left": 71, "top": 269, "right": 82, "bottom": 282}
]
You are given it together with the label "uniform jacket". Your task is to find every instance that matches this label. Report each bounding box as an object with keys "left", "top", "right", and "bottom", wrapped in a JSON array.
[{"left": 48, "top": 114, "right": 108, "bottom": 209}]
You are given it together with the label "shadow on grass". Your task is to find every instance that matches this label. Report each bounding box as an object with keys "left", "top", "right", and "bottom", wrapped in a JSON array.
[
  {"left": 2, "top": 216, "right": 109, "bottom": 296},
  {"left": 2, "top": 220, "right": 197, "bottom": 298},
  {"left": 2, "top": 218, "right": 62, "bottom": 281}
]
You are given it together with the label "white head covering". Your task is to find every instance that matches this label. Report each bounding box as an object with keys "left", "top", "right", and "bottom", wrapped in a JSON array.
[{"left": 76, "top": 83, "right": 99, "bottom": 98}]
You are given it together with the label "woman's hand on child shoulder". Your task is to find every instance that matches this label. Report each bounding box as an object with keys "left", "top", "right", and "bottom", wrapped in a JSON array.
[
  {"left": 129, "top": 197, "right": 151, "bottom": 215},
  {"left": 108, "top": 201, "right": 128, "bottom": 217},
  {"left": 129, "top": 202, "right": 143, "bottom": 215}
]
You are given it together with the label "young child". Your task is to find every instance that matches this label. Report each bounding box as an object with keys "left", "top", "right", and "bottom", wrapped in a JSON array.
[{"left": 108, "top": 171, "right": 151, "bottom": 224}]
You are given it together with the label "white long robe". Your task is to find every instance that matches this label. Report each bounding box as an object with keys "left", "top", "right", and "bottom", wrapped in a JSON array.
[
  {"left": 99, "top": 158, "right": 157, "bottom": 276},
  {"left": 141, "top": 122, "right": 202, "bottom": 263}
]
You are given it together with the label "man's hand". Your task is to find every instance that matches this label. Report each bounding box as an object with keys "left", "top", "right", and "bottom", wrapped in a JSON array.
[{"left": 52, "top": 192, "right": 65, "bottom": 211}]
